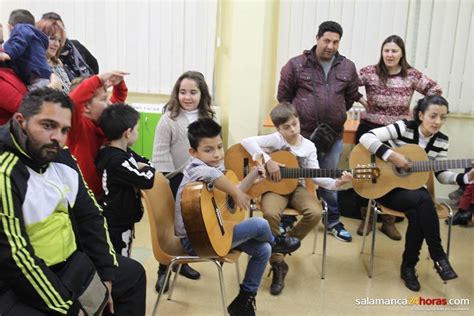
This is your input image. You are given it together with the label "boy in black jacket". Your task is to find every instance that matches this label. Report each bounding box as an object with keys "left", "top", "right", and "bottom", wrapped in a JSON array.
[{"left": 96, "top": 103, "right": 155, "bottom": 256}]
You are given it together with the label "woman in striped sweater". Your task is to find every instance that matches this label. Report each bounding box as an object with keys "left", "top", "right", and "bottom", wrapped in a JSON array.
[{"left": 359, "top": 95, "right": 474, "bottom": 292}]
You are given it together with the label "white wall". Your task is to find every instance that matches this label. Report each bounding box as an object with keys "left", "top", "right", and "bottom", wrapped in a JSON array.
[
  {"left": 0, "top": 0, "right": 218, "bottom": 94},
  {"left": 276, "top": 0, "right": 473, "bottom": 114}
]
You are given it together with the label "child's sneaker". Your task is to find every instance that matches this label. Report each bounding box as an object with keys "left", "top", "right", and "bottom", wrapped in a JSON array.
[{"left": 328, "top": 222, "right": 352, "bottom": 242}]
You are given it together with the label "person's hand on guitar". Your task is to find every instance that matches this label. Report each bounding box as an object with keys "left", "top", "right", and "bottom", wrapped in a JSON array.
[
  {"left": 231, "top": 189, "right": 251, "bottom": 210},
  {"left": 335, "top": 171, "right": 352, "bottom": 187},
  {"left": 252, "top": 165, "right": 266, "bottom": 185},
  {"left": 266, "top": 159, "right": 285, "bottom": 182},
  {"left": 388, "top": 151, "right": 411, "bottom": 170}
]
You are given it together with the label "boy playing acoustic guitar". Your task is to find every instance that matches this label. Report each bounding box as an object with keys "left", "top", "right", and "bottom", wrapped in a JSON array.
[
  {"left": 175, "top": 118, "right": 300, "bottom": 316},
  {"left": 240, "top": 102, "right": 352, "bottom": 295}
]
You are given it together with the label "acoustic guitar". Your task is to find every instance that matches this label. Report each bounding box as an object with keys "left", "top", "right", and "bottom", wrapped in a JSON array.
[
  {"left": 349, "top": 143, "right": 473, "bottom": 199},
  {"left": 224, "top": 144, "right": 376, "bottom": 197},
  {"left": 181, "top": 168, "right": 259, "bottom": 257}
]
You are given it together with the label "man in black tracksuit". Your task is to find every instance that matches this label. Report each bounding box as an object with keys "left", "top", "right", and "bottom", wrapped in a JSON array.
[{"left": 0, "top": 88, "right": 146, "bottom": 315}]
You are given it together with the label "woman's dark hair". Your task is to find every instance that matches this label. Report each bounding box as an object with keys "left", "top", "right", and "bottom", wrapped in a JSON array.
[
  {"left": 165, "top": 71, "right": 214, "bottom": 120},
  {"left": 413, "top": 95, "right": 449, "bottom": 124},
  {"left": 376, "top": 35, "right": 411, "bottom": 85}
]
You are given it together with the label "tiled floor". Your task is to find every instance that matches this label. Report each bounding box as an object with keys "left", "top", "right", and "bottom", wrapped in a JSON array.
[{"left": 131, "top": 210, "right": 473, "bottom": 315}]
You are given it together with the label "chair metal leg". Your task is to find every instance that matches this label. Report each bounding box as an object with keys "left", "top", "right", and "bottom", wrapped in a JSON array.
[
  {"left": 321, "top": 201, "right": 328, "bottom": 279},
  {"left": 234, "top": 257, "right": 241, "bottom": 285},
  {"left": 153, "top": 263, "right": 175, "bottom": 315},
  {"left": 360, "top": 199, "right": 373, "bottom": 254},
  {"left": 312, "top": 225, "right": 318, "bottom": 255},
  {"left": 368, "top": 202, "right": 379, "bottom": 278},
  {"left": 212, "top": 260, "right": 228, "bottom": 316},
  {"left": 441, "top": 202, "right": 453, "bottom": 258},
  {"left": 167, "top": 263, "right": 181, "bottom": 300}
]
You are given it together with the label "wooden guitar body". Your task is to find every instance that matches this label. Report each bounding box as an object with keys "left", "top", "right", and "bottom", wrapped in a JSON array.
[
  {"left": 181, "top": 170, "right": 245, "bottom": 257},
  {"left": 225, "top": 144, "right": 343, "bottom": 197},
  {"left": 350, "top": 144, "right": 431, "bottom": 199}
]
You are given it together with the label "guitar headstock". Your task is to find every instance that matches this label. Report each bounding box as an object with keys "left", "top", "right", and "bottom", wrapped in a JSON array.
[{"left": 353, "top": 165, "right": 380, "bottom": 180}]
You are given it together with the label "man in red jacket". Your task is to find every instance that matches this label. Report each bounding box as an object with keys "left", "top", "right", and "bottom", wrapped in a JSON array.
[
  {"left": 67, "top": 71, "right": 128, "bottom": 199},
  {"left": 278, "top": 21, "right": 363, "bottom": 244}
]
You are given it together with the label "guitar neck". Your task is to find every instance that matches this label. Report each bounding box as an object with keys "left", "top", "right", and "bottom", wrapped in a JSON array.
[
  {"left": 411, "top": 159, "right": 472, "bottom": 172},
  {"left": 280, "top": 168, "right": 343, "bottom": 179}
]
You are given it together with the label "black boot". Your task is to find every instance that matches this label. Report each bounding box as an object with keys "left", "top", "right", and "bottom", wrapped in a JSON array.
[
  {"left": 227, "top": 286, "right": 256, "bottom": 316},
  {"left": 155, "top": 264, "right": 170, "bottom": 293},
  {"left": 272, "top": 236, "right": 301, "bottom": 254},
  {"left": 171, "top": 263, "right": 201, "bottom": 280},
  {"left": 434, "top": 258, "right": 458, "bottom": 281},
  {"left": 400, "top": 264, "right": 420, "bottom": 291},
  {"left": 450, "top": 210, "right": 471, "bottom": 225},
  {"left": 269, "top": 260, "right": 289, "bottom": 295}
]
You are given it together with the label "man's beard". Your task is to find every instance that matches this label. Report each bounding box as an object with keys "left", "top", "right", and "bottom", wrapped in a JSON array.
[{"left": 24, "top": 132, "right": 61, "bottom": 165}]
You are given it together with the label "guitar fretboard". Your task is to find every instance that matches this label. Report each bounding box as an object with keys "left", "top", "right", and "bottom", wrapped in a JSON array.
[
  {"left": 280, "top": 168, "right": 343, "bottom": 179},
  {"left": 411, "top": 159, "right": 473, "bottom": 172}
]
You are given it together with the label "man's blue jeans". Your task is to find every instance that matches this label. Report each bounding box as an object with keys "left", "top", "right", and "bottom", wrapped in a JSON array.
[
  {"left": 181, "top": 217, "right": 272, "bottom": 293},
  {"left": 317, "top": 138, "right": 343, "bottom": 228}
]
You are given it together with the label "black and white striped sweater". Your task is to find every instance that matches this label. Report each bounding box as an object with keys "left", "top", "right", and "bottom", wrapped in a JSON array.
[{"left": 359, "top": 119, "right": 466, "bottom": 185}]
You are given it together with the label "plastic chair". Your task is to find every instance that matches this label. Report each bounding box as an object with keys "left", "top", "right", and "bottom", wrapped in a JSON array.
[
  {"left": 141, "top": 172, "right": 241, "bottom": 316},
  {"left": 360, "top": 173, "right": 453, "bottom": 278},
  {"left": 249, "top": 180, "right": 329, "bottom": 279}
]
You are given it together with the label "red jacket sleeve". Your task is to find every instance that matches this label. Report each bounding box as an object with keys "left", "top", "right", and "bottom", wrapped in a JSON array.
[{"left": 109, "top": 80, "right": 128, "bottom": 103}]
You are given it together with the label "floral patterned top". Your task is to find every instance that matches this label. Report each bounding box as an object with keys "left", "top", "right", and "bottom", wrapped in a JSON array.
[
  {"left": 49, "top": 60, "right": 71, "bottom": 94},
  {"left": 358, "top": 65, "right": 442, "bottom": 125}
]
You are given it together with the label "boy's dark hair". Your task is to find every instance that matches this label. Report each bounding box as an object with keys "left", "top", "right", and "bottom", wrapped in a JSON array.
[
  {"left": 99, "top": 103, "right": 140, "bottom": 141},
  {"left": 19, "top": 87, "right": 73, "bottom": 119},
  {"left": 187, "top": 118, "right": 221, "bottom": 150},
  {"left": 413, "top": 95, "right": 449, "bottom": 124},
  {"left": 8, "top": 9, "right": 35, "bottom": 26},
  {"left": 41, "top": 12, "right": 63, "bottom": 23},
  {"left": 270, "top": 102, "right": 299, "bottom": 128},
  {"left": 317, "top": 21, "right": 343, "bottom": 38}
]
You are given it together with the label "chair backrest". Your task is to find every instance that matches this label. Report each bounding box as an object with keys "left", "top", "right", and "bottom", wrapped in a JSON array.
[{"left": 141, "top": 172, "right": 186, "bottom": 265}]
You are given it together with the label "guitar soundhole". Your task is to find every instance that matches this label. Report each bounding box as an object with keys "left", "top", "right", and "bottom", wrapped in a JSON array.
[
  {"left": 226, "top": 196, "right": 236, "bottom": 213},
  {"left": 394, "top": 166, "right": 412, "bottom": 177}
]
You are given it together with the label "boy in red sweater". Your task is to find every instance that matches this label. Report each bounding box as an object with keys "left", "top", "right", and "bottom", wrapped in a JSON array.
[{"left": 67, "top": 71, "right": 128, "bottom": 199}]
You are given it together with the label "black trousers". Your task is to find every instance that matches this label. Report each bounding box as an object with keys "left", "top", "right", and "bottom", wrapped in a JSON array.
[
  {"left": 377, "top": 188, "right": 445, "bottom": 266},
  {"left": 0, "top": 255, "right": 146, "bottom": 316},
  {"left": 109, "top": 225, "right": 134, "bottom": 257}
]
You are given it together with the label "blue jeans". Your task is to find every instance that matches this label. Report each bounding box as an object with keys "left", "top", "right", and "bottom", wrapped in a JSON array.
[
  {"left": 181, "top": 217, "right": 272, "bottom": 293},
  {"left": 317, "top": 138, "right": 343, "bottom": 228}
]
